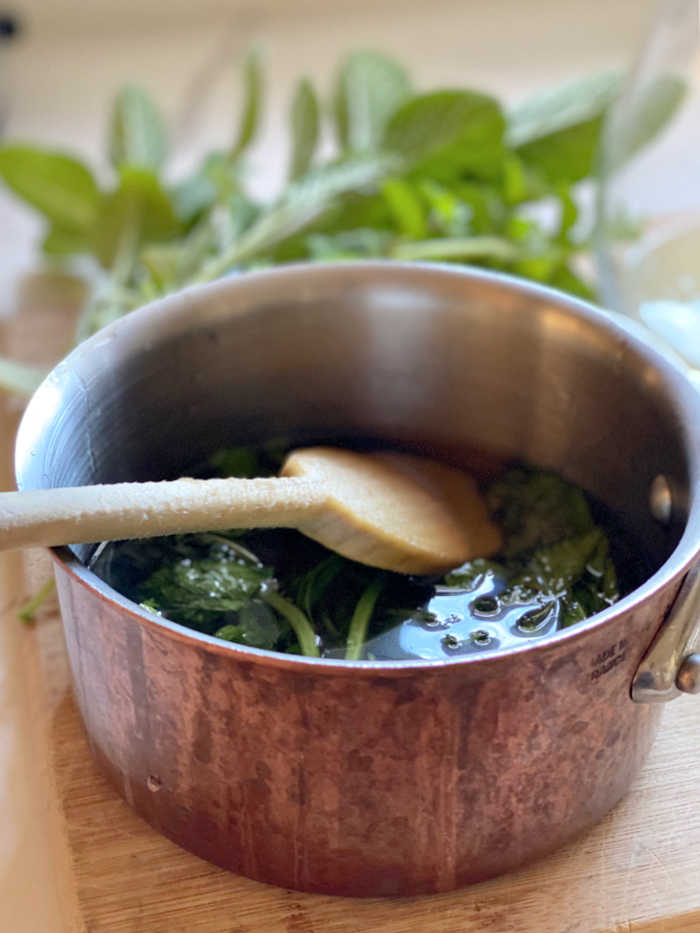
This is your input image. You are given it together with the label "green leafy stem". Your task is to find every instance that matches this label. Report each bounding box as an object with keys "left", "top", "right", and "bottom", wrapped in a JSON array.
[{"left": 0, "top": 51, "right": 681, "bottom": 397}]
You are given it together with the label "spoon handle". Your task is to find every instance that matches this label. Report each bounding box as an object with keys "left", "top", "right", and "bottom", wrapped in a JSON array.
[{"left": 0, "top": 476, "right": 326, "bottom": 551}]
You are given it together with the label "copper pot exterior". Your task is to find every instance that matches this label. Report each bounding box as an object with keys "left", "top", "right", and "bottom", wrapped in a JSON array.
[
  {"left": 17, "top": 263, "right": 700, "bottom": 896},
  {"left": 54, "top": 561, "right": 675, "bottom": 896}
]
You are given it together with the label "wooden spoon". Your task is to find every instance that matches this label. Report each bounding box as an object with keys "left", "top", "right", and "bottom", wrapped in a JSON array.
[{"left": 0, "top": 447, "right": 502, "bottom": 573}]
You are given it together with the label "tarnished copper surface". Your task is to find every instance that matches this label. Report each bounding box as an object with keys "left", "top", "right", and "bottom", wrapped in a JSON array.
[{"left": 53, "top": 560, "right": 677, "bottom": 897}]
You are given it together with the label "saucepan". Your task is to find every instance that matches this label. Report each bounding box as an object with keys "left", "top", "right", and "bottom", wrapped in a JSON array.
[{"left": 14, "top": 262, "right": 700, "bottom": 896}]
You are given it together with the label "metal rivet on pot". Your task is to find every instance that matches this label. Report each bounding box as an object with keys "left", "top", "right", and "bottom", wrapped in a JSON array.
[
  {"left": 676, "top": 653, "right": 700, "bottom": 695},
  {"left": 649, "top": 475, "right": 673, "bottom": 524},
  {"left": 147, "top": 775, "right": 162, "bottom": 792}
]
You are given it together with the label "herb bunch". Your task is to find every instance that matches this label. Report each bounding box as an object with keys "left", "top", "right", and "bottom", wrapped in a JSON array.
[
  {"left": 0, "top": 50, "right": 627, "bottom": 393},
  {"left": 92, "top": 448, "right": 622, "bottom": 659}
]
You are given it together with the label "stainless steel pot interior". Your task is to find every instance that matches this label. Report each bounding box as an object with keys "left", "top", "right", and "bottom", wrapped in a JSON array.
[{"left": 15, "top": 262, "right": 700, "bottom": 664}]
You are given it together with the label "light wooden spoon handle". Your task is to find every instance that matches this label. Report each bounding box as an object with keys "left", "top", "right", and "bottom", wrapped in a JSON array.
[{"left": 0, "top": 476, "right": 326, "bottom": 551}]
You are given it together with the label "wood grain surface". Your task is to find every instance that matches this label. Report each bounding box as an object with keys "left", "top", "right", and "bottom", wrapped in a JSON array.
[{"left": 0, "top": 285, "right": 699, "bottom": 933}]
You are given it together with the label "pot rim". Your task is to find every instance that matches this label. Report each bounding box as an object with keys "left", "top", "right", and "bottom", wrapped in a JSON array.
[{"left": 18, "top": 260, "right": 700, "bottom": 673}]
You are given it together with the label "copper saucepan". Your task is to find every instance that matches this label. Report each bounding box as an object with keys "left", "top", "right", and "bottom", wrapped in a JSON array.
[{"left": 15, "top": 262, "right": 700, "bottom": 896}]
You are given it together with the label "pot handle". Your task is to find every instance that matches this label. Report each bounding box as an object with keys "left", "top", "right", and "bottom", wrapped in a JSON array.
[{"left": 632, "top": 562, "right": 700, "bottom": 702}]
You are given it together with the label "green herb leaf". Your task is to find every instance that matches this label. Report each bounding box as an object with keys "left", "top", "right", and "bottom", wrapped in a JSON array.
[
  {"left": 209, "top": 445, "right": 262, "bottom": 478},
  {"left": 380, "top": 176, "right": 427, "bottom": 238},
  {"left": 215, "top": 600, "right": 282, "bottom": 649},
  {"left": 389, "top": 235, "right": 518, "bottom": 263},
  {"left": 170, "top": 172, "right": 218, "bottom": 225},
  {"left": 306, "top": 228, "right": 391, "bottom": 260},
  {"left": 0, "top": 355, "right": 47, "bottom": 397},
  {"left": 289, "top": 78, "right": 320, "bottom": 180},
  {"left": 514, "top": 528, "right": 604, "bottom": 593},
  {"left": 109, "top": 85, "right": 168, "bottom": 172},
  {"left": 334, "top": 50, "right": 411, "bottom": 153},
  {"left": 93, "top": 166, "right": 181, "bottom": 268},
  {"left": 262, "top": 588, "right": 319, "bottom": 657},
  {"left": 42, "top": 225, "right": 92, "bottom": 256},
  {"left": 0, "top": 145, "right": 100, "bottom": 233},
  {"left": 345, "top": 576, "right": 383, "bottom": 660},
  {"left": 487, "top": 468, "right": 594, "bottom": 559},
  {"left": 230, "top": 49, "right": 264, "bottom": 160},
  {"left": 197, "top": 154, "right": 400, "bottom": 278},
  {"left": 383, "top": 90, "right": 505, "bottom": 181},
  {"left": 17, "top": 577, "right": 56, "bottom": 623},
  {"left": 509, "top": 72, "right": 621, "bottom": 184},
  {"left": 295, "top": 554, "right": 346, "bottom": 620},
  {"left": 507, "top": 71, "right": 621, "bottom": 148},
  {"left": 141, "top": 557, "right": 271, "bottom": 618},
  {"left": 601, "top": 74, "right": 686, "bottom": 173}
]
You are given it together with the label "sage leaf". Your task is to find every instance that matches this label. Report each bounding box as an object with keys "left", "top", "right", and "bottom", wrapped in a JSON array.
[
  {"left": 334, "top": 50, "right": 411, "bottom": 153},
  {"left": 506, "top": 71, "right": 622, "bottom": 148},
  {"left": 383, "top": 90, "right": 505, "bottom": 181},
  {"left": 171, "top": 171, "right": 218, "bottom": 224},
  {"left": 198, "top": 153, "right": 400, "bottom": 277},
  {"left": 601, "top": 74, "right": 686, "bottom": 173},
  {"left": 380, "top": 177, "right": 427, "bottom": 238},
  {"left": 230, "top": 49, "right": 263, "bottom": 160},
  {"left": 509, "top": 72, "right": 622, "bottom": 184},
  {"left": 289, "top": 78, "right": 320, "bottom": 180},
  {"left": 0, "top": 145, "right": 100, "bottom": 233},
  {"left": 109, "top": 86, "right": 168, "bottom": 171},
  {"left": 42, "top": 224, "right": 92, "bottom": 256},
  {"left": 93, "top": 166, "right": 181, "bottom": 268}
]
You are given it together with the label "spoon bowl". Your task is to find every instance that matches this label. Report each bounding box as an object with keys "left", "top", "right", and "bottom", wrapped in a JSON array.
[{"left": 0, "top": 445, "right": 501, "bottom": 573}]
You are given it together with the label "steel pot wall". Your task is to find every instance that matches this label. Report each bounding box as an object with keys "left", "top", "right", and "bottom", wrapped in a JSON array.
[{"left": 15, "top": 263, "right": 700, "bottom": 896}]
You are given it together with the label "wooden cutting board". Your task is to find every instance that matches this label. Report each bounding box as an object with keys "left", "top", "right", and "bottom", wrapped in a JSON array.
[{"left": 0, "top": 281, "right": 699, "bottom": 933}]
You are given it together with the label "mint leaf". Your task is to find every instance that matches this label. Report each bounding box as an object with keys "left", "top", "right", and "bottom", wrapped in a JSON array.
[
  {"left": 334, "top": 50, "right": 411, "bottom": 153},
  {"left": 230, "top": 49, "right": 263, "bottom": 159},
  {"left": 289, "top": 78, "right": 320, "bottom": 180},
  {"left": 0, "top": 145, "right": 100, "bottom": 233},
  {"left": 109, "top": 86, "right": 168, "bottom": 171},
  {"left": 383, "top": 90, "right": 505, "bottom": 181}
]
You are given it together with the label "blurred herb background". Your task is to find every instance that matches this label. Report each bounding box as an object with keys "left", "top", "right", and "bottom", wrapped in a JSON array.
[{"left": 0, "top": 49, "right": 626, "bottom": 393}]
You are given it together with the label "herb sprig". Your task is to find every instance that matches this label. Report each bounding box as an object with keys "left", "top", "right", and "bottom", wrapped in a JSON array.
[
  {"left": 91, "top": 448, "right": 621, "bottom": 659},
  {"left": 0, "top": 51, "right": 629, "bottom": 394}
]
